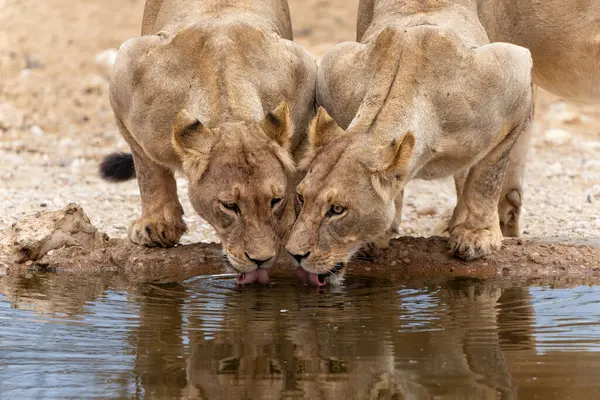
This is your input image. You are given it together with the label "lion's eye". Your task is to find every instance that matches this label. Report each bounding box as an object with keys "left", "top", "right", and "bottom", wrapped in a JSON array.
[
  {"left": 271, "top": 197, "right": 283, "bottom": 208},
  {"left": 328, "top": 204, "right": 346, "bottom": 217},
  {"left": 296, "top": 193, "right": 304, "bottom": 206},
  {"left": 222, "top": 202, "right": 241, "bottom": 214}
]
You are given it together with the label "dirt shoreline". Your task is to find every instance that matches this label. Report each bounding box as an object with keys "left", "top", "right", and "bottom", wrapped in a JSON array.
[{"left": 2, "top": 204, "right": 598, "bottom": 285}]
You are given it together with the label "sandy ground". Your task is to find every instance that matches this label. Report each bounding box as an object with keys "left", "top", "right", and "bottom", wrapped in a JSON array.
[{"left": 1, "top": 0, "right": 599, "bottom": 245}]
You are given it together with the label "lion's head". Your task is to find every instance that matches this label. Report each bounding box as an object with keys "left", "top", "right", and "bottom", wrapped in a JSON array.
[
  {"left": 286, "top": 108, "right": 414, "bottom": 286},
  {"left": 173, "top": 102, "right": 296, "bottom": 284}
]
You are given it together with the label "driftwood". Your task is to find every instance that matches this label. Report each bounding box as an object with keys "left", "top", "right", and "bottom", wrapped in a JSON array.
[{"left": 1, "top": 204, "right": 599, "bottom": 284}]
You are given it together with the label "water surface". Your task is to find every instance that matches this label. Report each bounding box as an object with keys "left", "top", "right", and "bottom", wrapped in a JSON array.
[{"left": 1, "top": 273, "right": 600, "bottom": 399}]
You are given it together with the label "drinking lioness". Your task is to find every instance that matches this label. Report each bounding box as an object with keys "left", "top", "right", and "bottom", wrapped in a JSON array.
[
  {"left": 100, "top": 0, "right": 316, "bottom": 284},
  {"left": 287, "top": 0, "right": 535, "bottom": 286}
]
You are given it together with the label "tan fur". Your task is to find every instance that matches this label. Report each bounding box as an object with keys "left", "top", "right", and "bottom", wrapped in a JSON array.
[
  {"left": 480, "top": 1, "right": 600, "bottom": 236},
  {"left": 361, "top": 1, "right": 600, "bottom": 238},
  {"left": 286, "top": 0, "right": 534, "bottom": 282},
  {"left": 109, "top": 0, "right": 316, "bottom": 273}
]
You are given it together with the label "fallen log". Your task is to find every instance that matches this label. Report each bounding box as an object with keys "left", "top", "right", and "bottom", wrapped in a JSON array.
[{"left": 1, "top": 204, "right": 599, "bottom": 283}]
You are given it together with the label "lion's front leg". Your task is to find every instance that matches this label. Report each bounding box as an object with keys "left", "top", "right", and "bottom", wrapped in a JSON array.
[
  {"left": 128, "top": 147, "right": 187, "bottom": 247},
  {"left": 115, "top": 119, "right": 187, "bottom": 248},
  {"left": 449, "top": 113, "right": 532, "bottom": 260}
]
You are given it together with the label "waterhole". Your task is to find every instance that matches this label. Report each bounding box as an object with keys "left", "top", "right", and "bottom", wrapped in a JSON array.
[{"left": 1, "top": 273, "right": 600, "bottom": 399}]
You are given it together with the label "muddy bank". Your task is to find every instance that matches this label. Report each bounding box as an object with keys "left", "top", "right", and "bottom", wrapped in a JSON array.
[{"left": 1, "top": 204, "right": 599, "bottom": 283}]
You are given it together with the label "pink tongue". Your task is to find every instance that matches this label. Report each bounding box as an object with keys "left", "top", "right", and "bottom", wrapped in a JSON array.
[
  {"left": 237, "top": 270, "right": 257, "bottom": 284},
  {"left": 256, "top": 268, "right": 270, "bottom": 284},
  {"left": 236, "top": 269, "right": 270, "bottom": 285},
  {"left": 309, "top": 273, "right": 327, "bottom": 287},
  {"left": 295, "top": 268, "right": 326, "bottom": 286},
  {"left": 295, "top": 267, "right": 309, "bottom": 282}
]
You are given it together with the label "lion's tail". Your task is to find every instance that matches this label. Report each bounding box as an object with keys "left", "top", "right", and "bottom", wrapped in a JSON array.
[{"left": 99, "top": 152, "right": 136, "bottom": 182}]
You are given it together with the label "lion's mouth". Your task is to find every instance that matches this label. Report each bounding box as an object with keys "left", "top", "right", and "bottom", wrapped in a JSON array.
[
  {"left": 295, "top": 263, "right": 345, "bottom": 287},
  {"left": 236, "top": 268, "right": 270, "bottom": 285}
]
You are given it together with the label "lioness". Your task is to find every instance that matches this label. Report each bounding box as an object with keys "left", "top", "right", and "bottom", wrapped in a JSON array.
[
  {"left": 287, "top": 0, "right": 534, "bottom": 285},
  {"left": 100, "top": 0, "right": 316, "bottom": 284},
  {"left": 474, "top": 0, "right": 600, "bottom": 236}
]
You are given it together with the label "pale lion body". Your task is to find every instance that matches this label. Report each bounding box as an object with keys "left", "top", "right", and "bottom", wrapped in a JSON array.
[
  {"left": 357, "top": 0, "right": 600, "bottom": 237},
  {"left": 286, "top": 0, "right": 534, "bottom": 285},
  {"left": 477, "top": 0, "right": 600, "bottom": 104},
  {"left": 105, "top": 0, "right": 316, "bottom": 282}
]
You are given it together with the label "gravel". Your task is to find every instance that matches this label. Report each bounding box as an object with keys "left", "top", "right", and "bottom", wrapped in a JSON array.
[{"left": 1, "top": 0, "right": 598, "bottom": 243}]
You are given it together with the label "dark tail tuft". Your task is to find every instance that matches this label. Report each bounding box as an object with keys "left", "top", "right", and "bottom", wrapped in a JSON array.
[{"left": 99, "top": 152, "right": 136, "bottom": 182}]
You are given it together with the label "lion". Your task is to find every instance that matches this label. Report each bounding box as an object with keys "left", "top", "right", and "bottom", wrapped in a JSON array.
[
  {"left": 99, "top": 0, "right": 316, "bottom": 284},
  {"left": 286, "top": 0, "right": 534, "bottom": 286},
  {"left": 474, "top": 0, "right": 600, "bottom": 236},
  {"left": 357, "top": 0, "right": 600, "bottom": 238}
]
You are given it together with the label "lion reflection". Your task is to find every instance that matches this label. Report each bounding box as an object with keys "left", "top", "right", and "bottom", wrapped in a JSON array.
[{"left": 183, "top": 279, "right": 528, "bottom": 399}]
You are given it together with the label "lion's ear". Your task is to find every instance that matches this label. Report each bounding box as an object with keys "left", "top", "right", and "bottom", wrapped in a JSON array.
[
  {"left": 378, "top": 132, "right": 415, "bottom": 179},
  {"left": 308, "top": 107, "right": 345, "bottom": 150},
  {"left": 172, "top": 109, "right": 217, "bottom": 181},
  {"left": 370, "top": 132, "right": 415, "bottom": 199},
  {"left": 261, "top": 101, "right": 292, "bottom": 149}
]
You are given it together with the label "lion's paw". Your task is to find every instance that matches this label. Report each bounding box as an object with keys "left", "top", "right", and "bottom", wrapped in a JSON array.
[
  {"left": 355, "top": 232, "right": 394, "bottom": 262},
  {"left": 355, "top": 242, "right": 384, "bottom": 262},
  {"left": 128, "top": 217, "right": 187, "bottom": 248},
  {"left": 448, "top": 224, "right": 502, "bottom": 260}
]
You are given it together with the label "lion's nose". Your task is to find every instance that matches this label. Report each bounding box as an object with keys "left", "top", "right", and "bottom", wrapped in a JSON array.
[
  {"left": 289, "top": 251, "right": 310, "bottom": 264},
  {"left": 245, "top": 253, "right": 274, "bottom": 267}
]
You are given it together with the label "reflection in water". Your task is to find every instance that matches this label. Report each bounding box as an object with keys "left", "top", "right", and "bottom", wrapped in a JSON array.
[{"left": 1, "top": 273, "right": 600, "bottom": 399}]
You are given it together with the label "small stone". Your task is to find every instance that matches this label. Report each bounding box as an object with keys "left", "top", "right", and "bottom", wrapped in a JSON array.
[
  {"left": 11, "top": 140, "right": 25, "bottom": 152},
  {"left": 557, "top": 110, "right": 581, "bottom": 125},
  {"left": 585, "top": 185, "right": 600, "bottom": 203},
  {"left": 40, "top": 203, "right": 47, "bottom": 207},
  {"left": 544, "top": 128, "right": 572, "bottom": 145},
  {"left": 84, "top": 74, "right": 107, "bottom": 94},
  {"left": 25, "top": 53, "right": 44, "bottom": 69},
  {"left": 94, "top": 48, "right": 118, "bottom": 70},
  {"left": 402, "top": 258, "right": 411, "bottom": 263},
  {"left": 416, "top": 205, "right": 437, "bottom": 216},
  {"left": 30, "top": 125, "right": 44, "bottom": 136},
  {"left": 390, "top": 260, "right": 397, "bottom": 266}
]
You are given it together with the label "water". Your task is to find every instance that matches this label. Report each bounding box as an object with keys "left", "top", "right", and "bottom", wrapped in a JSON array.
[{"left": 1, "top": 273, "right": 600, "bottom": 399}]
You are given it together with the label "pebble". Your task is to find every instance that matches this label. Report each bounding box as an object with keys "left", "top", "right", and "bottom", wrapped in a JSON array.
[
  {"left": 84, "top": 74, "right": 107, "bottom": 94},
  {"left": 586, "top": 185, "right": 600, "bottom": 203},
  {"left": 416, "top": 205, "right": 437, "bottom": 216},
  {"left": 546, "top": 102, "right": 581, "bottom": 125},
  {"left": 94, "top": 48, "right": 119, "bottom": 70},
  {"left": 544, "top": 128, "right": 572, "bottom": 145},
  {"left": 25, "top": 53, "right": 44, "bottom": 69},
  {"left": 30, "top": 125, "right": 44, "bottom": 136}
]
